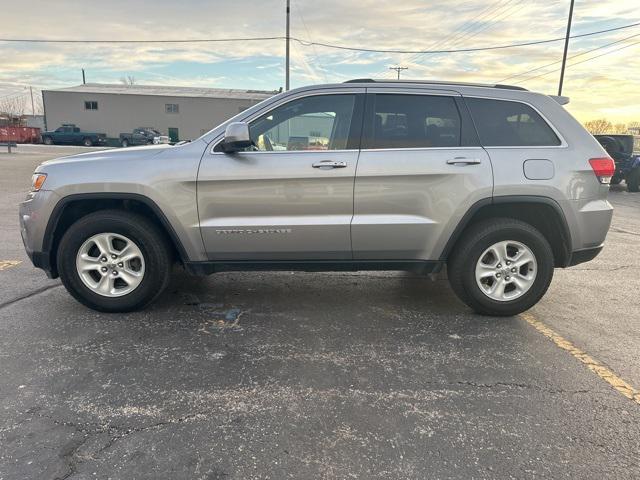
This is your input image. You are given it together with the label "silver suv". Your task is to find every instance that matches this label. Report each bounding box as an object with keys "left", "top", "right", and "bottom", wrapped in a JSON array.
[{"left": 19, "top": 80, "right": 614, "bottom": 316}]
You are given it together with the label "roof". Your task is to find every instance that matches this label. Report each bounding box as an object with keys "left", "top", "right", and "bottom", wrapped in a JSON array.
[
  {"left": 44, "top": 83, "right": 278, "bottom": 100},
  {"left": 343, "top": 78, "right": 528, "bottom": 91}
]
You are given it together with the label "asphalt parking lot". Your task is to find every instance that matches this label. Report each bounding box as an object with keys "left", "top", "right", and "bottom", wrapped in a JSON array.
[{"left": 1, "top": 145, "right": 639, "bottom": 479}]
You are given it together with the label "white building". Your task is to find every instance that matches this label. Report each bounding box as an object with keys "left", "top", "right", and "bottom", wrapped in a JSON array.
[{"left": 42, "top": 83, "right": 277, "bottom": 141}]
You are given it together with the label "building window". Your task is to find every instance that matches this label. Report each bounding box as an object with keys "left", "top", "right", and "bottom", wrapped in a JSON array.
[
  {"left": 84, "top": 101, "right": 98, "bottom": 111},
  {"left": 165, "top": 103, "right": 179, "bottom": 114}
]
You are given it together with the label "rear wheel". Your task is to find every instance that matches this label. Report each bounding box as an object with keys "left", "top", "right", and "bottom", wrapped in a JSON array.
[
  {"left": 121, "top": 139, "right": 129, "bottom": 148},
  {"left": 448, "top": 218, "right": 554, "bottom": 316},
  {"left": 83, "top": 137, "right": 93, "bottom": 147},
  {"left": 57, "top": 210, "right": 172, "bottom": 312},
  {"left": 627, "top": 167, "right": 640, "bottom": 192}
]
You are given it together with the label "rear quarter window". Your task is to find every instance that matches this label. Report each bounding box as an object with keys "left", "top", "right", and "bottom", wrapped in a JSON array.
[{"left": 465, "top": 98, "right": 561, "bottom": 147}]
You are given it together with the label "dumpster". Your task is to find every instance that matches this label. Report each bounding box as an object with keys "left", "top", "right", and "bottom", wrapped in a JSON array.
[{"left": 0, "top": 126, "right": 41, "bottom": 144}]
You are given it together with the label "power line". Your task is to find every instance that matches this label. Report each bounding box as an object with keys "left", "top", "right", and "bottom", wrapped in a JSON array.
[
  {"left": 514, "top": 40, "right": 640, "bottom": 84},
  {"left": 376, "top": 0, "right": 513, "bottom": 78},
  {"left": 0, "top": 21, "right": 638, "bottom": 55},
  {"left": 384, "top": 0, "right": 528, "bottom": 79},
  {"left": 0, "top": 36, "right": 286, "bottom": 44},
  {"left": 296, "top": 21, "right": 640, "bottom": 54},
  {"left": 496, "top": 31, "right": 640, "bottom": 83},
  {"left": 293, "top": 0, "right": 328, "bottom": 83}
]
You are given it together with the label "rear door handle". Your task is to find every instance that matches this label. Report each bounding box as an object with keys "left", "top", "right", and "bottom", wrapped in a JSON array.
[
  {"left": 312, "top": 160, "right": 347, "bottom": 169},
  {"left": 446, "top": 157, "right": 481, "bottom": 165}
]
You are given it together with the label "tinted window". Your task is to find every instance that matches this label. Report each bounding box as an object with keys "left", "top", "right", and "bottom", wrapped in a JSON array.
[
  {"left": 466, "top": 98, "right": 560, "bottom": 147},
  {"left": 368, "top": 94, "right": 461, "bottom": 149},
  {"left": 248, "top": 94, "right": 356, "bottom": 151}
]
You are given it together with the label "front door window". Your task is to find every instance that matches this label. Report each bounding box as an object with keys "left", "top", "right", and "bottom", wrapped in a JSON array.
[{"left": 247, "top": 94, "right": 357, "bottom": 152}]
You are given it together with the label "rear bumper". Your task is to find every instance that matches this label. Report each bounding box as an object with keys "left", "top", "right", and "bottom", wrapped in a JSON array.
[{"left": 567, "top": 245, "right": 603, "bottom": 267}]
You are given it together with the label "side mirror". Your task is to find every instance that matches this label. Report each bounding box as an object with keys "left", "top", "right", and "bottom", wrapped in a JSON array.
[{"left": 221, "top": 122, "right": 252, "bottom": 153}]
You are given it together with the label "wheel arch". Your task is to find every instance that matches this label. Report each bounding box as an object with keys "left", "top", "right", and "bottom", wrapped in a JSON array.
[
  {"left": 43, "top": 193, "right": 190, "bottom": 277},
  {"left": 441, "top": 196, "right": 572, "bottom": 268}
]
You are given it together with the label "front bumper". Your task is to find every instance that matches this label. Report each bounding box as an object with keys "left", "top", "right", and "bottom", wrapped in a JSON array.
[{"left": 19, "top": 190, "right": 59, "bottom": 278}]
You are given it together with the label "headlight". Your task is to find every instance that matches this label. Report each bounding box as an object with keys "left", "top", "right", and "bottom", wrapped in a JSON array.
[{"left": 31, "top": 173, "right": 47, "bottom": 191}]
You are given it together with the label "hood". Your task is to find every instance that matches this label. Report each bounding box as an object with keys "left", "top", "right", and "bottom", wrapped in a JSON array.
[{"left": 40, "top": 143, "right": 174, "bottom": 167}]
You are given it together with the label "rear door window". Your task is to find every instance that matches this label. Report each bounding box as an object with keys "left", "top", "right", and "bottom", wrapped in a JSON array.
[
  {"left": 366, "top": 94, "right": 463, "bottom": 149},
  {"left": 465, "top": 98, "right": 561, "bottom": 147}
]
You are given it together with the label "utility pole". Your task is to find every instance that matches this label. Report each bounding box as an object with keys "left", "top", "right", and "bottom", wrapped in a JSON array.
[
  {"left": 558, "top": 0, "right": 575, "bottom": 96},
  {"left": 285, "top": 0, "right": 290, "bottom": 90},
  {"left": 82, "top": 68, "right": 86, "bottom": 84},
  {"left": 389, "top": 66, "right": 408, "bottom": 80},
  {"left": 29, "top": 86, "right": 35, "bottom": 117}
]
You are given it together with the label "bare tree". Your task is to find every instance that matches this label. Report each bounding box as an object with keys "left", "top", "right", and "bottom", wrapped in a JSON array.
[
  {"left": 584, "top": 119, "right": 613, "bottom": 134},
  {"left": 612, "top": 123, "right": 629, "bottom": 134},
  {"left": 0, "top": 94, "right": 28, "bottom": 116},
  {"left": 120, "top": 75, "right": 136, "bottom": 86}
]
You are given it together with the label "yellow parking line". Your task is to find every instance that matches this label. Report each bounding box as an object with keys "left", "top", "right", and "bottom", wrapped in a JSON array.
[
  {"left": 0, "top": 260, "right": 21, "bottom": 271},
  {"left": 521, "top": 312, "right": 640, "bottom": 405}
]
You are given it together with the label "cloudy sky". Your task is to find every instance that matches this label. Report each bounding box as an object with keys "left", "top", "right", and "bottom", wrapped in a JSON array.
[{"left": 1, "top": 0, "right": 639, "bottom": 123}]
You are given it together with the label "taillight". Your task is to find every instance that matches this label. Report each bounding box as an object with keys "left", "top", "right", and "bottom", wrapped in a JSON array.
[{"left": 589, "top": 157, "right": 615, "bottom": 184}]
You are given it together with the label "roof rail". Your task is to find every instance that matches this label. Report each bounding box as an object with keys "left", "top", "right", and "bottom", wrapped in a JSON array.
[{"left": 343, "top": 79, "right": 528, "bottom": 91}]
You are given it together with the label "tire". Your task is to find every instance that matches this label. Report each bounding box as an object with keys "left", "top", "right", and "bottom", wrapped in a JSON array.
[
  {"left": 121, "top": 139, "right": 129, "bottom": 148},
  {"left": 43, "top": 136, "right": 53, "bottom": 145},
  {"left": 447, "top": 218, "right": 554, "bottom": 316},
  {"left": 610, "top": 177, "right": 622, "bottom": 185},
  {"left": 57, "top": 210, "right": 172, "bottom": 312},
  {"left": 627, "top": 167, "right": 640, "bottom": 192},
  {"left": 83, "top": 137, "right": 93, "bottom": 147}
]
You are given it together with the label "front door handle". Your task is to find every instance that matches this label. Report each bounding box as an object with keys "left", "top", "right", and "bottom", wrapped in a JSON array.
[
  {"left": 312, "top": 160, "right": 347, "bottom": 169},
  {"left": 446, "top": 157, "right": 481, "bottom": 166}
]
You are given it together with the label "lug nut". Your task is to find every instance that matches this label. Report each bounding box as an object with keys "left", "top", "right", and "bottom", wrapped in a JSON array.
[
  {"left": 112, "top": 270, "right": 118, "bottom": 275},
  {"left": 497, "top": 263, "right": 502, "bottom": 268},
  {"left": 101, "top": 267, "right": 108, "bottom": 272},
  {"left": 100, "top": 257, "right": 107, "bottom": 262},
  {"left": 118, "top": 262, "right": 123, "bottom": 268},
  {"left": 511, "top": 267, "right": 517, "bottom": 273},
  {"left": 506, "top": 260, "right": 511, "bottom": 265},
  {"left": 505, "top": 275, "right": 510, "bottom": 280},
  {"left": 496, "top": 273, "right": 501, "bottom": 278},
  {"left": 111, "top": 254, "right": 117, "bottom": 259}
]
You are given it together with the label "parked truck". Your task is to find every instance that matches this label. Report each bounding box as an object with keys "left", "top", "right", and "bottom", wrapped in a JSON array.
[
  {"left": 119, "top": 128, "right": 169, "bottom": 147},
  {"left": 41, "top": 124, "right": 107, "bottom": 147},
  {"left": 594, "top": 134, "right": 640, "bottom": 192}
]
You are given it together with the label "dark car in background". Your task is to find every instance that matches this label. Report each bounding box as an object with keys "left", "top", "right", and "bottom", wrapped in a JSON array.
[
  {"left": 595, "top": 134, "right": 640, "bottom": 192},
  {"left": 41, "top": 124, "right": 107, "bottom": 147},
  {"left": 119, "top": 128, "right": 169, "bottom": 147}
]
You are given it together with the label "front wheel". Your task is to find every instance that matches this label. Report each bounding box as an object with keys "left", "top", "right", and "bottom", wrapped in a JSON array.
[
  {"left": 83, "top": 137, "right": 93, "bottom": 147},
  {"left": 43, "top": 136, "right": 53, "bottom": 145},
  {"left": 57, "top": 210, "right": 172, "bottom": 312},
  {"left": 448, "top": 218, "right": 554, "bottom": 316},
  {"left": 627, "top": 167, "right": 640, "bottom": 192}
]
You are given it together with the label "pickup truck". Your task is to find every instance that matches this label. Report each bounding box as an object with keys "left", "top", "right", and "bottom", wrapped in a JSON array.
[
  {"left": 594, "top": 134, "right": 640, "bottom": 192},
  {"left": 41, "top": 124, "right": 107, "bottom": 147},
  {"left": 119, "top": 128, "right": 168, "bottom": 147}
]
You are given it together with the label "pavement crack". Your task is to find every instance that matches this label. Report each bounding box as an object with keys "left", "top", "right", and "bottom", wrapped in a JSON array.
[
  {"left": 0, "top": 283, "right": 62, "bottom": 310},
  {"left": 610, "top": 227, "right": 640, "bottom": 237}
]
